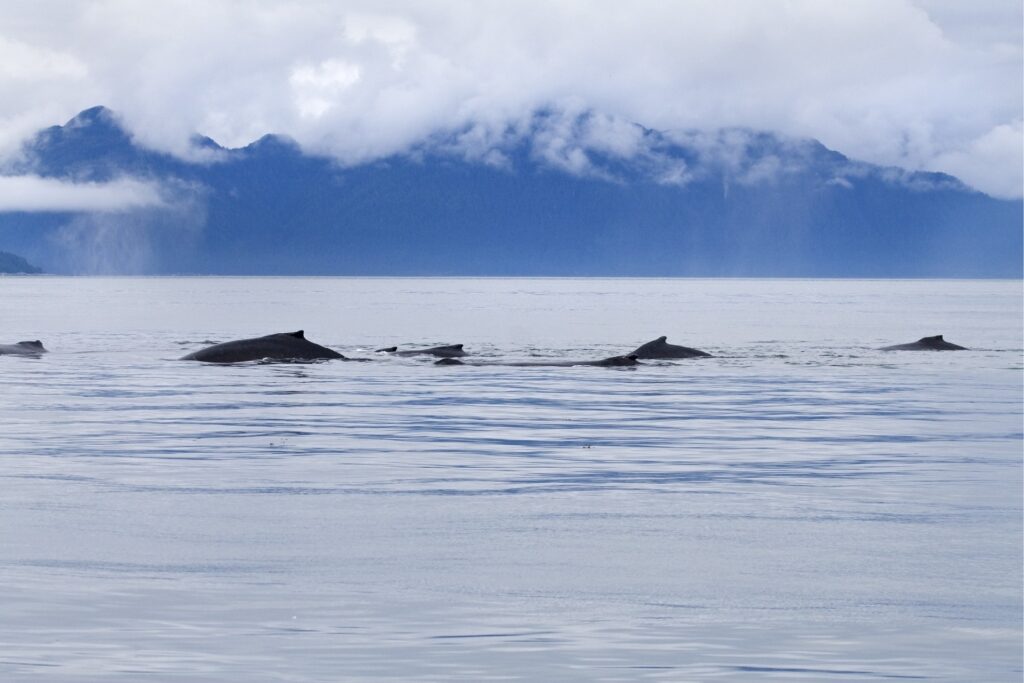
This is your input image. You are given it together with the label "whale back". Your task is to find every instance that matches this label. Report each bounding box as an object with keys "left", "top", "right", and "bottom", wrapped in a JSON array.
[
  {"left": 181, "top": 330, "right": 344, "bottom": 363},
  {"left": 918, "top": 335, "right": 967, "bottom": 350},
  {"left": 631, "top": 336, "right": 711, "bottom": 359},
  {"left": 593, "top": 354, "right": 641, "bottom": 367},
  {"left": 430, "top": 344, "right": 465, "bottom": 357},
  {"left": 393, "top": 343, "right": 466, "bottom": 358},
  {"left": 0, "top": 339, "right": 47, "bottom": 355},
  {"left": 881, "top": 334, "right": 967, "bottom": 351},
  {"left": 447, "top": 353, "right": 640, "bottom": 368}
]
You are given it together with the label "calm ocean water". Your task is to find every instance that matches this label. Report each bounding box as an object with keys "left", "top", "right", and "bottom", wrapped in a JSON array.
[{"left": 0, "top": 277, "right": 1021, "bottom": 682}]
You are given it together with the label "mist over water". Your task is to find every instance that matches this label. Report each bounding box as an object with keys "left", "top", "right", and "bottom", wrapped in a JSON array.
[{"left": 0, "top": 277, "right": 1020, "bottom": 681}]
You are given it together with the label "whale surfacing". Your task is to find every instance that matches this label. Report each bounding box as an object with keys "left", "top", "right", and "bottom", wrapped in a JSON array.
[
  {"left": 435, "top": 354, "right": 640, "bottom": 368},
  {"left": 880, "top": 335, "right": 968, "bottom": 351},
  {"left": 0, "top": 340, "right": 47, "bottom": 355},
  {"left": 180, "top": 330, "right": 345, "bottom": 363},
  {"left": 379, "top": 344, "right": 466, "bottom": 358},
  {"left": 631, "top": 336, "right": 711, "bottom": 359}
]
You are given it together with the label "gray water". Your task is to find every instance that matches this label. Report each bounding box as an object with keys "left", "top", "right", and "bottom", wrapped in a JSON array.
[{"left": 0, "top": 277, "right": 1021, "bottom": 682}]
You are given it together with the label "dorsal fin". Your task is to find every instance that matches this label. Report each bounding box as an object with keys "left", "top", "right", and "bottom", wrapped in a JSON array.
[
  {"left": 657, "top": 336, "right": 667, "bottom": 342},
  {"left": 288, "top": 330, "right": 305, "bottom": 339},
  {"left": 18, "top": 340, "right": 43, "bottom": 348}
]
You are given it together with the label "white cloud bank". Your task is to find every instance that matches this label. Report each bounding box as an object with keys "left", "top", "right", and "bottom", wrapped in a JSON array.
[
  {"left": 0, "top": 0, "right": 1020, "bottom": 198},
  {"left": 0, "top": 175, "right": 164, "bottom": 212}
]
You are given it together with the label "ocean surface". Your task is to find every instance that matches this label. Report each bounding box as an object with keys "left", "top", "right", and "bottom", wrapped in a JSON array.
[{"left": 0, "top": 277, "right": 1020, "bottom": 682}]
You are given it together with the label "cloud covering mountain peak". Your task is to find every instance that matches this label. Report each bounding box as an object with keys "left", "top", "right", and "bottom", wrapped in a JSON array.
[{"left": 0, "top": 0, "right": 1020, "bottom": 197}]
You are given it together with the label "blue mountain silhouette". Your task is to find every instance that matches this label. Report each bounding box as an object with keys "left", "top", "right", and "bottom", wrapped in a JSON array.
[{"left": 1, "top": 106, "right": 1020, "bottom": 276}]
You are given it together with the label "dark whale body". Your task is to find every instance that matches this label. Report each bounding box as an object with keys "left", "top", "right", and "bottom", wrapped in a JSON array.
[
  {"left": 0, "top": 340, "right": 47, "bottom": 355},
  {"left": 181, "top": 331, "right": 345, "bottom": 363},
  {"left": 436, "top": 354, "right": 640, "bottom": 367},
  {"left": 880, "top": 335, "right": 968, "bottom": 351},
  {"left": 378, "top": 344, "right": 466, "bottom": 358},
  {"left": 631, "top": 336, "right": 711, "bottom": 359}
]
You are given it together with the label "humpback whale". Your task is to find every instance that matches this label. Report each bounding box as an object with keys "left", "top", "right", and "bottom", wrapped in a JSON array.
[
  {"left": 630, "top": 336, "right": 711, "bottom": 359},
  {"left": 0, "top": 340, "right": 47, "bottom": 355},
  {"left": 435, "top": 354, "right": 641, "bottom": 367},
  {"left": 378, "top": 344, "right": 467, "bottom": 358},
  {"left": 880, "top": 335, "right": 968, "bottom": 351},
  {"left": 180, "top": 331, "right": 345, "bottom": 363}
]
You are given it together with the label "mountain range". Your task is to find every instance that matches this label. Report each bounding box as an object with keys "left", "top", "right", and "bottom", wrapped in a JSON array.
[
  {"left": 0, "top": 250, "right": 41, "bottom": 274},
  {"left": 1, "top": 106, "right": 1020, "bottom": 276}
]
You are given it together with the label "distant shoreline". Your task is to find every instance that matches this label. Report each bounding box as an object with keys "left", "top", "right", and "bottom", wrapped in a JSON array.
[{"left": 4, "top": 274, "right": 1020, "bottom": 282}]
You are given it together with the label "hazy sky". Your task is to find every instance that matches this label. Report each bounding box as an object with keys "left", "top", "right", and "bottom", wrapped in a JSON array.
[{"left": 0, "top": 0, "right": 1021, "bottom": 199}]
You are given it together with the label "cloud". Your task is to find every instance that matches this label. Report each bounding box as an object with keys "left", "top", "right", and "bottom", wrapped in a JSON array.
[
  {"left": 0, "top": 0, "right": 1019, "bottom": 197},
  {"left": 290, "top": 59, "right": 362, "bottom": 119},
  {"left": 0, "top": 35, "right": 93, "bottom": 158},
  {"left": 0, "top": 36, "right": 87, "bottom": 81},
  {"left": 929, "top": 120, "right": 1024, "bottom": 199},
  {"left": 0, "top": 175, "right": 165, "bottom": 212}
]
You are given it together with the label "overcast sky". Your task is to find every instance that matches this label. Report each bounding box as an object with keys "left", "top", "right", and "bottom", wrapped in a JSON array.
[{"left": 0, "top": 0, "right": 1020, "bottom": 199}]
